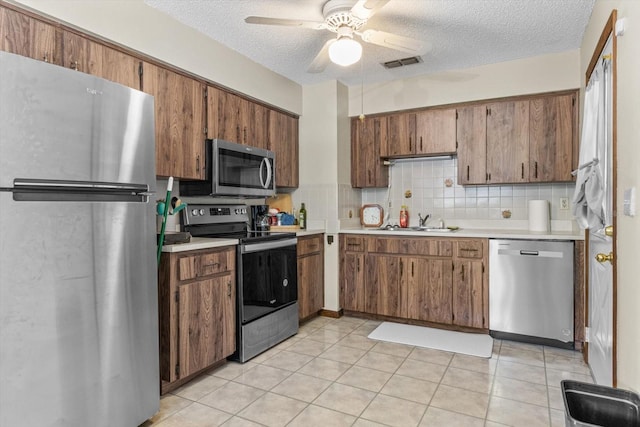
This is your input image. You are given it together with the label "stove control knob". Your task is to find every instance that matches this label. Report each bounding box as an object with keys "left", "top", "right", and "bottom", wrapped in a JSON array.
[
  {"left": 191, "top": 209, "right": 199, "bottom": 216},
  {"left": 199, "top": 209, "right": 205, "bottom": 216}
]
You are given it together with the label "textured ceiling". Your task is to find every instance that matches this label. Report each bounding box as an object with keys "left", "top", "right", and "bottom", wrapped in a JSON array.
[{"left": 144, "top": 0, "right": 595, "bottom": 87}]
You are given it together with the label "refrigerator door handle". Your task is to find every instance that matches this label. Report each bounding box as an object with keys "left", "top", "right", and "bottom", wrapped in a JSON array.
[{"left": 11, "top": 178, "right": 152, "bottom": 202}]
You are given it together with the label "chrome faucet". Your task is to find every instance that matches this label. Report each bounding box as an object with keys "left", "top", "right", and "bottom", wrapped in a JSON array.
[{"left": 418, "top": 213, "right": 430, "bottom": 227}]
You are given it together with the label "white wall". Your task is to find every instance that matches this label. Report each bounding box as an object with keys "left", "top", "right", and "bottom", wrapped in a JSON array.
[
  {"left": 10, "top": 0, "right": 302, "bottom": 114},
  {"left": 349, "top": 50, "right": 580, "bottom": 116},
  {"left": 581, "top": 1, "right": 640, "bottom": 392}
]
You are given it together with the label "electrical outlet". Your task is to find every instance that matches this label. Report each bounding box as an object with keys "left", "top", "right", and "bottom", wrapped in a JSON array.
[{"left": 560, "top": 197, "right": 569, "bottom": 210}]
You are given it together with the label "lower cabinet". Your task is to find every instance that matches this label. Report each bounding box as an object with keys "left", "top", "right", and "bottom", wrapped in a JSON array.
[
  {"left": 158, "top": 246, "right": 235, "bottom": 394},
  {"left": 297, "top": 234, "right": 324, "bottom": 321},
  {"left": 339, "top": 234, "right": 489, "bottom": 331}
]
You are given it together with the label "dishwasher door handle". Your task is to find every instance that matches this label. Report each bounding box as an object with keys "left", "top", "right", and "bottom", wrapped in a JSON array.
[
  {"left": 520, "top": 250, "right": 539, "bottom": 256},
  {"left": 497, "top": 248, "right": 564, "bottom": 258}
]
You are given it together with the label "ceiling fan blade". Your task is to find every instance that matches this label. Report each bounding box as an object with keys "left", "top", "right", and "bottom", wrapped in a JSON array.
[
  {"left": 245, "top": 16, "right": 326, "bottom": 30},
  {"left": 350, "top": 0, "right": 390, "bottom": 21},
  {"left": 307, "top": 39, "right": 334, "bottom": 73},
  {"left": 359, "top": 29, "right": 429, "bottom": 54}
]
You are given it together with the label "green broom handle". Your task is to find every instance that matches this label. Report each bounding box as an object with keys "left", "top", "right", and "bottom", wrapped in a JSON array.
[{"left": 157, "top": 177, "right": 173, "bottom": 265}]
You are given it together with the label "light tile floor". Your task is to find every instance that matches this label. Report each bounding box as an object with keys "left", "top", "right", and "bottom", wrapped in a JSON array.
[{"left": 143, "top": 316, "right": 593, "bottom": 427}]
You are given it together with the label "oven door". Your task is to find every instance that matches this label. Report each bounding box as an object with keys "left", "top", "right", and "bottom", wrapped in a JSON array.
[{"left": 239, "top": 237, "right": 297, "bottom": 324}]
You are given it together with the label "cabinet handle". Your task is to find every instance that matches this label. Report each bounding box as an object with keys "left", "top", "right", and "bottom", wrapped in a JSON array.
[
  {"left": 356, "top": 257, "right": 360, "bottom": 272},
  {"left": 400, "top": 260, "right": 403, "bottom": 276},
  {"left": 461, "top": 264, "right": 465, "bottom": 281},
  {"left": 196, "top": 155, "right": 200, "bottom": 173},
  {"left": 227, "top": 282, "right": 232, "bottom": 297},
  {"left": 411, "top": 261, "right": 414, "bottom": 277},
  {"left": 420, "top": 136, "right": 423, "bottom": 152},
  {"left": 460, "top": 248, "right": 478, "bottom": 253},
  {"left": 534, "top": 161, "right": 538, "bottom": 178},
  {"left": 236, "top": 126, "right": 240, "bottom": 142},
  {"left": 204, "top": 262, "right": 221, "bottom": 269},
  {"left": 409, "top": 136, "right": 412, "bottom": 152},
  {"left": 466, "top": 165, "right": 470, "bottom": 181},
  {"left": 521, "top": 163, "right": 524, "bottom": 179},
  {"left": 243, "top": 127, "right": 247, "bottom": 143}
]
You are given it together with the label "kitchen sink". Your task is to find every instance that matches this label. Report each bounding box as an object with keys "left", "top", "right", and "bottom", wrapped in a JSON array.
[{"left": 378, "top": 225, "right": 460, "bottom": 233}]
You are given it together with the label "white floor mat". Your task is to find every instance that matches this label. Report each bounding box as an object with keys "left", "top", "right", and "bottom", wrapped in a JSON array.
[{"left": 368, "top": 322, "right": 493, "bottom": 358}]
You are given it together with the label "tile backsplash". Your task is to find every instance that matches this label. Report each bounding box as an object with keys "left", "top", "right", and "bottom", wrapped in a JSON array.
[{"left": 361, "top": 157, "right": 576, "bottom": 228}]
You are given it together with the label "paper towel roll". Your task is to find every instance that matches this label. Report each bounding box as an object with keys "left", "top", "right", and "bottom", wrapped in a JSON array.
[{"left": 528, "top": 200, "right": 550, "bottom": 232}]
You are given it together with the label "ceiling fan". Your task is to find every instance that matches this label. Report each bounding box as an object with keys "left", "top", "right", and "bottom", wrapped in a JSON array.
[{"left": 245, "top": 0, "right": 429, "bottom": 73}]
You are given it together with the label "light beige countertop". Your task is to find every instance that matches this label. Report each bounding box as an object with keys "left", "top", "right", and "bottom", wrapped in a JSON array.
[
  {"left": 161, "top": 237, "right": 239, "bottom": 253},
  {"left": 340, "top": 227, "right": 584, "bottom": 241},
  {"left": 296, "top": 229, "right": 325, "bottom": 237}
]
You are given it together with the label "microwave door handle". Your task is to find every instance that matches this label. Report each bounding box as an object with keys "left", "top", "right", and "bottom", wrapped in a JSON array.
[
  {"left": 265, "top": 157, "right": 273, "bottom": 188},
  {"left": 259, "top": 157, "right": 272, "bottom": 189}
]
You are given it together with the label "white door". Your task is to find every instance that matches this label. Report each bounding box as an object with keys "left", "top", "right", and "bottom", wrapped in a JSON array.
[{"left": 588, "top": 37, "right": 614, "bottom": 386}]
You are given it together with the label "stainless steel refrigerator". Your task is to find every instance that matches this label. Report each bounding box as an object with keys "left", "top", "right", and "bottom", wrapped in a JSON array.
[{"left": 0, "top": 51, "right": 159, "bottom": 426}]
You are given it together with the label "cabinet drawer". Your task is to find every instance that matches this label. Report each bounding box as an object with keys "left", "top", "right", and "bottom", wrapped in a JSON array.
[
  {"left": 456, "top": 240, "right": 484, "bottom": 259},
  {"left": 368, "top": 237, "right": 452, "bottom": 257},
  {"left": 178, "top": 248, "right": 234, "bottom": 281},
  {"left": 343, "top": 236, "right": 365, "bottom": 252},
  {"left": 298, "top": 234, "right": 323, "bottom": 256}
]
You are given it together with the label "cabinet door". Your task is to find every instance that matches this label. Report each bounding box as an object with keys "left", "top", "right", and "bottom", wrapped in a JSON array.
[
  {"left": 0, "top": 7, "right": 60, "bottom": 64},
  {"left": 340, "top": 252, "right": 365, "bottom": 312},
  {"left": 365, "top": 254, "right": 406, "bottom": 317},
  {"left": 178, "top": 274, "right": 235, "bottom": 379},
  {"left": 386, "top": 113, "right": 415, "bottom": 157},
  {"left": 62, "top": 31, "right": 140, "bottom": 89},
  {"left": 249, "top": 102, "right": 269, "bottom": 149},
  {"left": 415, "top": 109, "right": 457, "bottom": 155},
  {"left": 298, "top": 252, "right": 324, "bottom": 320},
  {"left": 208, "top": 86, "right": 242, "bottom": 143},
  {"left": 143, "top": 62, "right": 205, "bottom": 179},
  {"left": 456, "top": 105, "right": 487, "bottom": 185},
  {"left": 269, "top": 109, "right": 299, "bottom": 188},
  {"left": 452, "top": 259, "right": 485, "bottom": 328},
  {"left": 486, "top": 100, "right": 529, "bottom": 184},
  {"left": 529, "top": 94, "right": 575, "bottom": 182},
  {"left": 351, "top": 117, "right": 389, "bottom": 188},
  {"left": 406, "top": 258, "right": 453, "bottom": 324}
]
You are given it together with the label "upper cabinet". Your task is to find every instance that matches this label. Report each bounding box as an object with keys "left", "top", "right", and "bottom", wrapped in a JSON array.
[
  {"left": 268, "top": 109, "right": 299, "bottom": 188},
  {"left": 351, "top": 116, "right": 389, "bottom": 188},
  {"left": 486, "top": 100, "right": 530, "bottom": 184},
  {"left": 142, "top": 62, "right": 206, "bottom": 180},
  {"left": 457, "top": 91, "right": 577, "bottom": 185},
  {"left": 207, "top": 86, "right": 268, "bottom": 149},
  {"left": 529, "top": 93, "right": 576, "bottom": 182},
  {"left": 62, "top": 32, "right": 140, "bottom": 90},
  {"left": 0, "top": 6, "right": 60, "bottom": 64},
  {"left": 382, "top": 109, "right": 457, "bottom": 158}
]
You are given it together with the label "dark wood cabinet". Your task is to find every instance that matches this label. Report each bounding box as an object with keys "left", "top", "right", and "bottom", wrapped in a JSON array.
[
  {"left": 142, "top": 62, "right": 206, "bottom": 180},
  {"left": 339, "top": 235, "right": 366, "bottom": 312},
  {"left": 414, "top": 109, "right": 457, "bottom": 155},
  {"left": 456, "top": 105, "right": 487, "bottom": 185},
  {"left": 452, "top": 240, "right": 488, "bottom": 328},
  {"left": 297, "top": 234, "right": 324, "bottom": 321},
  {"left": 486, "top": 100, "right": 530, "bottom": 184},
  {"left": 62, "top": 31, "right": 140, "bottom": 89},
  {"left": 0, "top": 6, "right": 60, "bottom": 64},
  {"left": 529, "top": 93, "right": 576, "bottom": 182},
  {"left": 385, "top": 112, "right": 414, "bottom": 157},
  {"left": 339, "top": 234, "right": 488, "bottom": 331},
  {"left": 159, "top": 246, "right": 236, "bottom": 394},
  {"left": 269, "top": 109, "right": 299, "bottom": 188},
  {"left": 351, "top": 117, "right": 389, "bottom": 188}
]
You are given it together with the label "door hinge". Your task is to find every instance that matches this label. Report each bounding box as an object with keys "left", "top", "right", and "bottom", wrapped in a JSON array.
[
  {"left": 204, "top": 126, "right": 208, "bottom": 135},
  {"left": 204, "top": 87, "right": 208, "bottom": 99},
  {"left": 175, "top": 291, "right": 179, "bottom": 303},
  {"left": 482, "top": 263, "right": 485, "bottom": 273},
  {"left": 572, "top": 96, "right": 576, "bottom": 106},
  {"left": 455, "top": 111, "right": 458, "bottom": 120},
  {"left": 455, "top": 141, "right": 458, "bottom": 149},
  {"left": 175, "top": 364, "right": 180, "bottom": 376},
  {"left": 138, "top": 62, "right": 143, "bottom": 77},
  {"left": 584, "top": 327, "right": 590, "bottom": 343},
  {"left": 452, "top": 261, "right": 455, "bottom": 271}
]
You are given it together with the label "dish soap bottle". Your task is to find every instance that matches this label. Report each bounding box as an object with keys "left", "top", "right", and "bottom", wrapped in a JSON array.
[
  {"left": 299, "top": 203, "right": 307, "bottom": 229},
  {"left": 399, "top": 205, "right": 409, "bottom": 228}
]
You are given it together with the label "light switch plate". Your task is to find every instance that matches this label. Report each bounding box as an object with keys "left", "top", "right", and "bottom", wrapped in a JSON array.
[{"left": 624, "top": 187, "right": 636, "bottom": 216}]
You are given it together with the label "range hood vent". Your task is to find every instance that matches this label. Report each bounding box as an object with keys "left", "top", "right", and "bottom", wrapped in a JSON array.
[{"left": 382, "top": 56, "right": 422, "bottom": 69}]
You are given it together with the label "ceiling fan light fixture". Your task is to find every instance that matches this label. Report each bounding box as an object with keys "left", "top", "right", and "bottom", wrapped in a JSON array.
[{"left": 329, "top": 35, "right": 362, "bottom": 67}]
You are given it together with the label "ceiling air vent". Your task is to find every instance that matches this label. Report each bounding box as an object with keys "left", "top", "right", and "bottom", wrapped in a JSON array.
[{"left": 382, "top": 56, "right": 422, "bottom": 69}]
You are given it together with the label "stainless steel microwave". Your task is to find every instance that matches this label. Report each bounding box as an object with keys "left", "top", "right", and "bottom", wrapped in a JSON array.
[{"left": 180, "top": 139, "right": 276, "bottom": 198}]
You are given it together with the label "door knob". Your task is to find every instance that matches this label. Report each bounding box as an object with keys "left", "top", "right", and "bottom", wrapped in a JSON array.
[
  {"left": 595, "top": 252, "right": 614, "bottom": 263},
  {"left": 605, "top": 225, "right": 613, "bottom": 237}
]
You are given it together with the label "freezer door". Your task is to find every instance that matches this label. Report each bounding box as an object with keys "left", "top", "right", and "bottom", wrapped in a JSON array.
[
  {"left": 0, "top": 51, "right": 155, "bottom": 191},
  {"left": 0, "top": 193, "right": 159, "bottom": 427}
]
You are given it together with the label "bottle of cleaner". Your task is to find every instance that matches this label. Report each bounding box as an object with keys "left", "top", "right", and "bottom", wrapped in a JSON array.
[{"left": 399, "top": 205, "right": 409, "bottom": 228}]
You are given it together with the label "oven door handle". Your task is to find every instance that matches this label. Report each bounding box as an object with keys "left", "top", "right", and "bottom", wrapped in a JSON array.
[{"left": 241, "top": 237, "right": 297, "bottom": 253}]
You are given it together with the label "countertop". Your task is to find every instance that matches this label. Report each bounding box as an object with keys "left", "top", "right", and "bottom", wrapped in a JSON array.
[
  {"left": 161, "top": 229, "right": 324, "bottom": 252},
  {"left": 340, "top": 227, "right": 584, "bottom": 241}
]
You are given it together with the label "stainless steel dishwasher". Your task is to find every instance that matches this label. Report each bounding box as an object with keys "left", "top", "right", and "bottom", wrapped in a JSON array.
[{"left": 489, "top": 239, "right": 574, "bottom": 348}]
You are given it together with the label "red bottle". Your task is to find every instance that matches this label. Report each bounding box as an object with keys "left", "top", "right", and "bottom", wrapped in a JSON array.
[{"left": 399, "top": 205, "right": 409, "bottom": 228}]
